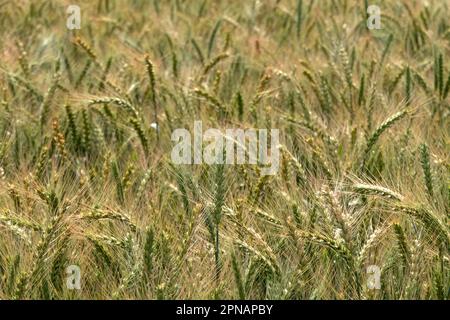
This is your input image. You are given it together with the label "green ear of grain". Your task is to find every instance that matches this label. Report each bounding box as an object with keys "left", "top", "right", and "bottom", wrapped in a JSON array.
[
  {"left": 419, "top": 143, "right": 434, "bottom": 198},
  {"left": 379, "top": 34, "right": 394, "bottom": 68},
  {"left": 235, "top": 91, "right": 244, "bottom": 121},
  {"left": 65, "top": 105, "right": 80, "bottom": 151},
  {"left": 360, "top": 109, "right": 409, "bottom": 169},
  {"left": 98, "top": 57, "right": 112, "bottom": 91},
  {"left": 393, "top": 224, "right": 410, "bottom": 269},
  {"left": 50, "top": 233, "right": 70, "bottom": 292},
  {"left": 40, "top": 71, "right": 60, "bottom": 128},
  {"left": 194, "top": 88, "right": 224, "bottom": 115},
  {"left": 231, "top": 252, "right": 246, "bottom": 299},
  {"left": 129, "top": 117, "right": 149, "bottom": 155},
  {"left": 202, "top": 53, "right": 229, "bottom": 79},
  {"left": 296, "top": 0, "right": 303, "bottom": 38},
  {"left": 389, "top": 69, "right": 405, "bottom": 96},
  {"left": 171, "top": 50, "right": 179, "bottom": 79},
  {"left": 438, "top": 53, "right": 444, "bottom": 97},
  {"left": 89, "top": 97, "right": 139, "bottom": 119},
  {"left": 394, "top": 204, "right": 449, "bottom": 249},
  {"left": 7, "top": 255, "right": 21, "bottom": 296},
  {"left": 339, "top": 46, "right": 353, "bottom": 90},
  {"left": 443, "top": 74, "right": 450, "bottom": 100},
  {"left": 144, "top": 227, "right": 155, "bottom": 276},
  {"left": 211, "top": 163, "right": 226, "bottom": 280},
  {"left": 75, "top": 60, "right": 92, "bottom": 89},
  {"left": 319, "top": 74, "right": 332, "bottom": 115},
  {"left": 405, "top": 66, "right": 412, "bottom": 105},
  {"left": 8, "top": 73, "right": 43, "bottom": 101},
  {"left": 433, "top": 270, "right": 445, "bottom": 299},
  {"left": 88, "top": 236, "right": 120, "bottom": 279},
  {"left": 111, "top": 160, "right": 124, "bottom": 205},
  {"left": 145, "top": 56, "right": 159, "bottom": 130},
  {"left": 364, "top": 0, "right": 369, "bottom": 19},
  {"left": 171, "top": 165, "right": 192, "bottom": 217},
  {"left": 358, "top": 74, "right": 365, "bottom": 106},
  {"left": 81, "top": 109, "right": 91, "bottom": 155},
  {"left": 208, "top": 19, "right": 222, "bottom": 58},
  {"left": 414, "top": 71, "right": 432, "bottom": 96},
  {"left": 191, "top": 38, "right": 205, "bottom": 65}
]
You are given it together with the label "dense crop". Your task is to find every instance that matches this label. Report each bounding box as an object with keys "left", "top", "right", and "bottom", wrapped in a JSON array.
[{"left": 0, "top": 0, "right": 448, "bottom": 299}]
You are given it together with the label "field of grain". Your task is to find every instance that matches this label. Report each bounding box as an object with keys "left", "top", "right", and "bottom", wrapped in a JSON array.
[{"left": 0, "top": 0, "right": 448, "bottom": 300}]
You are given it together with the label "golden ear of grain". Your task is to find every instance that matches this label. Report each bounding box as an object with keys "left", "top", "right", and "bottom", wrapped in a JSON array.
[{"left": 353, "top": 183, "right": 404, "bottom": 201}]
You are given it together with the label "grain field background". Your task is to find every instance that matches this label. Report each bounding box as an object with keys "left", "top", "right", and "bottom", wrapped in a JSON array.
[{"left": 0, "top": 0, "right": 448, "bottom": 299}]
